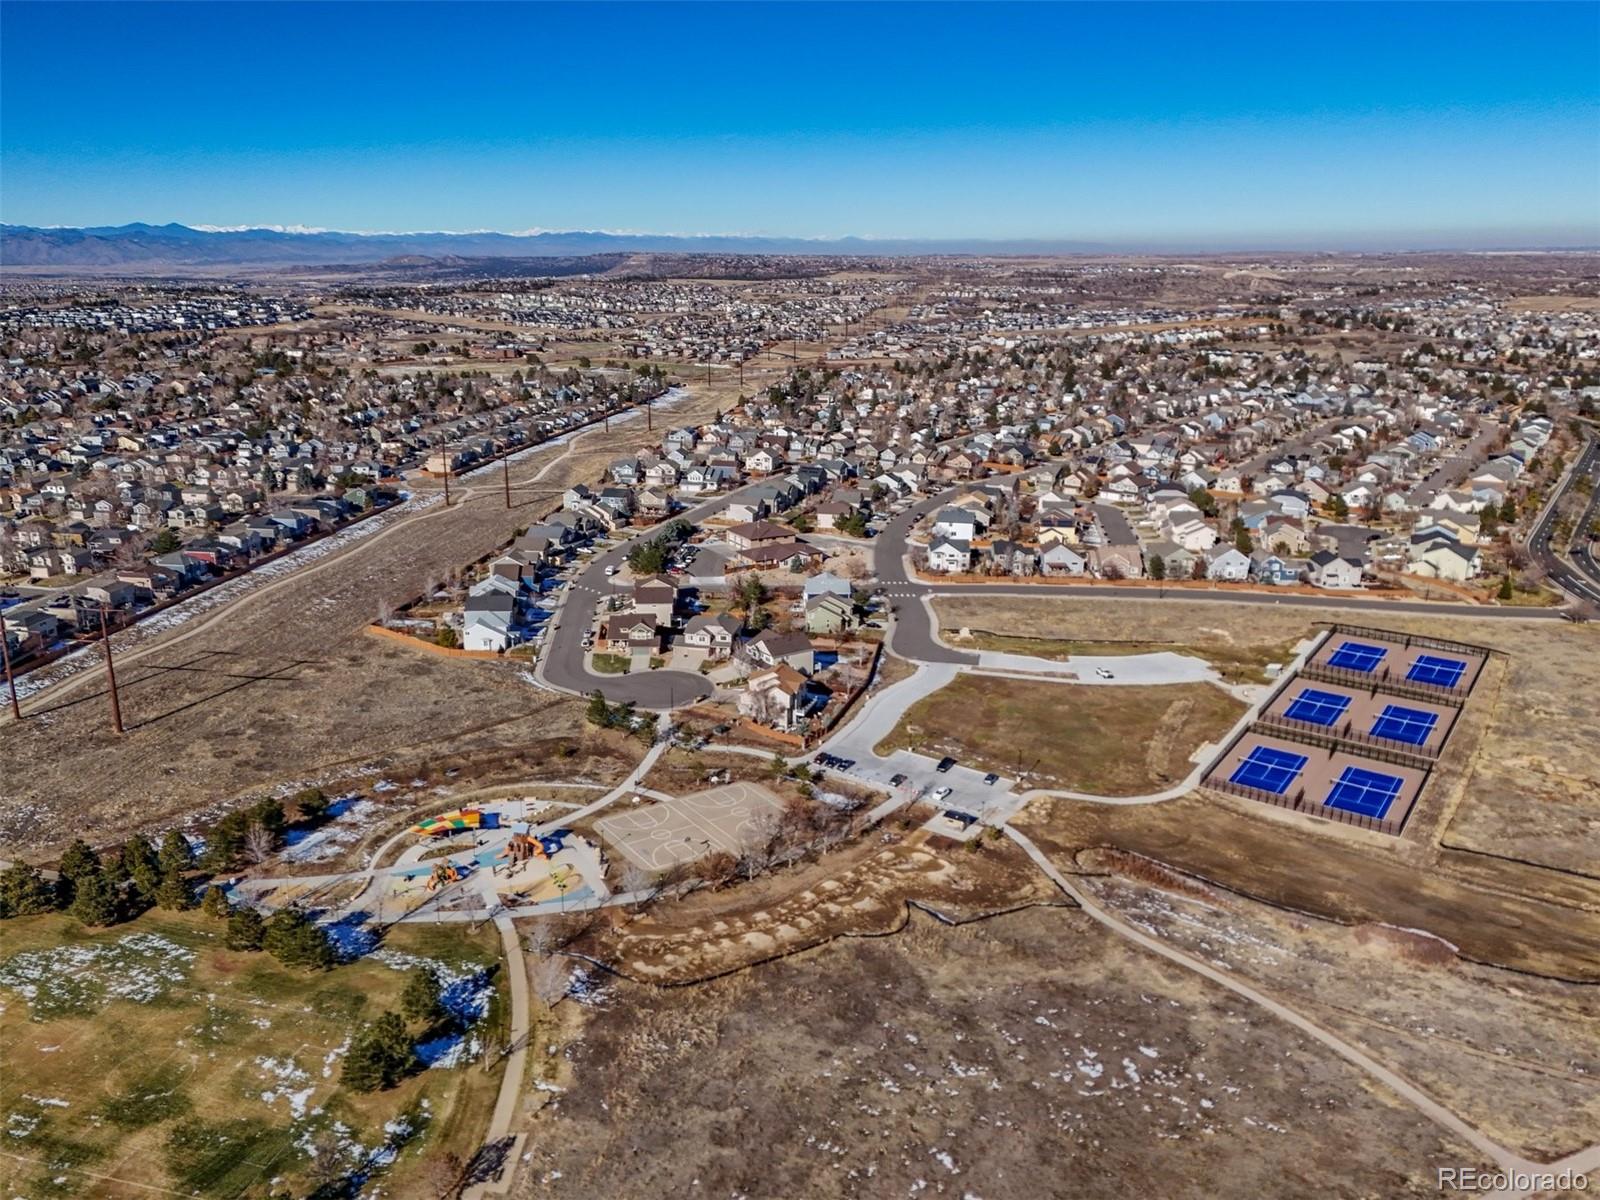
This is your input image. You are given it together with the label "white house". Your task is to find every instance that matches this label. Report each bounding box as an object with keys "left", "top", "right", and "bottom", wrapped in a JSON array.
[{"left": 927, "top": 537, "right": 972, "bottom": 574}]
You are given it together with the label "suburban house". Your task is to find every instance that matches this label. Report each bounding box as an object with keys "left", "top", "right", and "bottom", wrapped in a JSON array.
[
  {"left": 927, "top": 537, "right": 972, "bottom": 574},
  {"left": 682, "top": 612, "right": 741, "bottom": 654},
  {"left": 1204, "top": 545, "right": 1252, "bottom": 582},
  {"left": 724, "top": 519, "right": 794, "bottom": 552},
  {"left": 1407, "top": 537, "right": 1482, "bottom": 583},
  {"left": 741, "top": 629, "right": 817, "bottom": 674},
  {"left": 1307, "top": 549, "right": 1364, "bottom": 589},
  {"left": 631, "top": 575, "right": 680, "bottom": 626},
  {"left": 1039, "top": 542, "right": 1087, "bottom": 576},
  {"left": 739, "top": 664, "right": 825, "bottom": 731},
  {"left": 804, "top": 592, "right": 856, "bottom": 635},
  {"left": 602, "top": 613, "right": 664, "bottom": 652}
]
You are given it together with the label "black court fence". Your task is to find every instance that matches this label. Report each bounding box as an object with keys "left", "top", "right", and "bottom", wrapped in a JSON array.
[
  {"left": 1299, "top": 660, "right": 1470, "bottom": 708},
  {"left": 1325, "top": 622, "right": 1491, "bottom": 691},
  {"left": 1253, "top": 713, "right": 1440, "bottom": 770},
  {"left": 1204, "top": 777, "right": 1405, "bottom": 836}
]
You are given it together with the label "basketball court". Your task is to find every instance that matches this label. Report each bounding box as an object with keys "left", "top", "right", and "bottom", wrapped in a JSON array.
[{"left": 596, "top": 780, "right": 788, "bottom": 870}]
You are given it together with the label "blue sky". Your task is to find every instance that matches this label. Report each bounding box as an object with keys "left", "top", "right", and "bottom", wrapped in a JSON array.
[{"left": 2, "top": 1, "right": 1597, "bottom": 247}]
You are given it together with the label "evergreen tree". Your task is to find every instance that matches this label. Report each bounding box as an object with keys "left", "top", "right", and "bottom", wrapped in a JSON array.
[
  {"left": 342, "top": 1012, "right": 418, "bottom": 1093},
  {"left": 1498, "top": 574, "right": 1515, "bottom": 601},
  {"left": 57, "top": 839, "right": 100, "bottom": 890},
  {"left": 263, "top": 907, "right": 335, "bottom": 970},
  {"left": 158, "top": 830, "right": 194, "bottom": 879},
  {"left": 68, "top": 865, "right": 120, "bottom": 927},
  {"left": 1148, "top": 554, "right": 1166, "bottom": 581},
  {"left": 120, "top": 836, "right": 162, "bottom": 901},
  {"left": 155, "top": 871, "right": 194, "bottom": 911},
  {"left": 201, "top": 885, "right": 232, "bottom": 920},
  {"left": 0, "top": 861, "right": 60, "bottom": 918},
  {"left": 226, "top": 906, "right": 266, "bottom": 951},
  {"left": 400, "top": 966, "right": 445, "bottom": 1026},
  {"left": 294, "top": 787, "right": 330, "bottom": 822}
]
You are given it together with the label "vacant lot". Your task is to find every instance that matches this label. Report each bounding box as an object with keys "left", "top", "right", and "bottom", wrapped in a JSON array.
[
  {"left": 935, "top": 596, "right": 1311, "bottom": 683},
  {"left": 0, "top": 912, "right": 504, "bottom": 1199},
  {"left": 1073, "top": 857, "right": 1600, "bottom": 1161},
  {"left": 518, "top": 906, "right": 1493, "bottom": 1199},
  {"left": 1018, "top": 793, "right": 1600, "bottom": 982},
  {"left": 876, "top": 675, "right": 1246, "bottom": 795}
]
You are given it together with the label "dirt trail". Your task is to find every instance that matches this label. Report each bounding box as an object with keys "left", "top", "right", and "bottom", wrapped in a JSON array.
[{"left": 1004, "top": 824, "right": 1600, "bottom": 1194}]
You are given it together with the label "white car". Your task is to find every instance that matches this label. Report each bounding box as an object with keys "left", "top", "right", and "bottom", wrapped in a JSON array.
[
  {"left": 604, "top": 564, "right": 620, "bottom": 576},
  {"left": 930, "top": 785, "right": 953, "bottom": 802},
  {"left": 1094, "top": 667, "right": 1115, "bottom": 679}
]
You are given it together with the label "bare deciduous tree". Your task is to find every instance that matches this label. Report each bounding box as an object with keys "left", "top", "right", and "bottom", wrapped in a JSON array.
[
  {"left": 529, "top": 954, "right": 571, "bottom": 1009},
  {"left": 243, "top": 819, "right": 276, "bottom": 866}
]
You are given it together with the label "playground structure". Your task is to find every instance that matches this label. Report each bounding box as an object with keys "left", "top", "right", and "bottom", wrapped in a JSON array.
[
  {"left": 426, "top": 860, "right": 465, "bottom": 891},
  {"left": 493, "top": 822, "right": 570, "bottom": 868},
  {"left": 409, "top": 808, "right": 498, "bottom": 838}
]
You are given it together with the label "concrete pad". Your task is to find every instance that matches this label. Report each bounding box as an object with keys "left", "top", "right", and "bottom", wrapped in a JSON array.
[{"left": 596, "top": 780, "right": 788, "bottom": 871}]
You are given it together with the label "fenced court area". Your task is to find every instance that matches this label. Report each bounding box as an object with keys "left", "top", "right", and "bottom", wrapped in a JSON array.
[
  {"left": 596, "top": 781, "right": 788, "bottom": 871},
  {"left": 1204, "top": 624, "right": 1491, "bottom": 834}
]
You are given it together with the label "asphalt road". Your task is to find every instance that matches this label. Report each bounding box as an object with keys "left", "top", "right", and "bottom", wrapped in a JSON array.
[
  {"left": 543, "top": 474, "right": 1572, "bottom": 712},
  {"left": 538, "top": 483, "right": 769, "bottom": 707},
  {"left": 1526, "top": 431, "right": 1600, "bottom": 606}
]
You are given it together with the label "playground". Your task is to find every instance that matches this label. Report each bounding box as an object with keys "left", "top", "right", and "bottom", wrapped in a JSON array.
[{"left": 595, "top": 781, "right": 788, "bottom": 871}]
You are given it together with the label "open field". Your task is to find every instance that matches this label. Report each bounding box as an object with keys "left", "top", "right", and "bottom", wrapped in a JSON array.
[
  {"left": 876, "top": 674, "right": 1247, "bottom": 795},
  {"left": 1017, "top": 792, "right": 1600, "bottom": 982},
  {"left": 1072, "top": 855, "right": 1600, "bottom": 1162},
  {"left": 519, "top": 905, "right": 1495, "bottom": 1199},
  {"left": 933, "top": 596, "right": 1600, "bottom": 877},
  {"left": 935, "top": 596, "right": 1312, "bottom": 682},
  {"left": 0, "top": 380, "right": 746, "bottom": 860},
  {"left": 0, "top": 912, "right": 505, "bottom": 1199}
]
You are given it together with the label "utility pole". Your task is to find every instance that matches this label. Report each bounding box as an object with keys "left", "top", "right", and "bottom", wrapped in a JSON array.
[
  {"left": 441, "top": 442, "right": 452, "bottom": 507},
  {"left": 502, "top": 451, "right": 512, "bottom": 509},
  {"left": 1, "top": 620, "right": 19, "bottom": 721},
  {"left": 98, "top": 605, "right": 123, "bottom": 735}
]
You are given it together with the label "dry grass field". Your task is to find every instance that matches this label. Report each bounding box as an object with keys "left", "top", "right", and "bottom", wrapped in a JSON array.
[
  {"left": 0, "top": 912, "right": 504, "bottom": 1199},
  {"left": 1072, "top": 859, "right": 1600, "bottom": 1162},
  {"left": 518, "top": 906, "right": 1495, "bottom": 1199},
  {"left": 876, "top": 674, "right": 1247, "bottom": 794}
]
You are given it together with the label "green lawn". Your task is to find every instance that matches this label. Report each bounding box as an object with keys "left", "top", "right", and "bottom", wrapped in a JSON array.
[
  {"left": 591, "top": 652, "right": 631, "bottom": 674},
  {"left": 0, "top": 911, "right": 505, "bottom": 1199}
]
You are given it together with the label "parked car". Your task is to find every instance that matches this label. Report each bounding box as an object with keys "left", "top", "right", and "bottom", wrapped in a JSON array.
[
  {"left": 1094, "top": 667, "right": 1115, "bottom": 679},
  {"left": 604, "top": 564, "right": 620, "bottom": 576},
  {"left": 889, "top": 773, "right": 908, "bottom": 787},
  {"left": 936, "top": 756, "right": 957, "bottom": 773},
  {"left": 931, "top": 786, "right": 953, "bottom": 802},
  {"left": 982, "top": 772, "right": 999, "bottom": 785}
]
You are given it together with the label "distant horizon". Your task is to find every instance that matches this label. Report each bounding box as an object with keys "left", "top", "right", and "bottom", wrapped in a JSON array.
[
  {"left": 6, "top": 219, "right": 1599, "bottom": 257},
  {"left": 3, "top": 2, "right": 1597, "bottom": 248}
]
